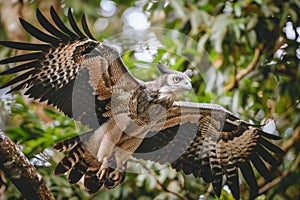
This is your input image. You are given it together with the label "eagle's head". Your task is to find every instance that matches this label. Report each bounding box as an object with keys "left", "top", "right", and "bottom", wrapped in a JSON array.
[{"left": 155, "top": 62, "right": 193, "bottom": 101}]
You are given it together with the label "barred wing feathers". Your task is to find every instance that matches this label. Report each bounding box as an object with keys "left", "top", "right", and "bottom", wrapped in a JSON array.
[
  {"left": 52, "top": 130, "right": 127, "bottom": 193},
  {"left": 0, "top": 6, "right": 139, "bottom": 129},
  {"left": 0, "top": 7, "right": 284, "bottom": 199},
  {"left": 134, "top": 102, "right": 284, "bottom": 199}
]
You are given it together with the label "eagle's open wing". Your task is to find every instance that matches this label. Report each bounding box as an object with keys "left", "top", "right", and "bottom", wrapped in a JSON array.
[
  {"left": 134, "top": 101, "right": 284, "bottom": 199},
  {"left": 0, "top": 6, "right": 139, "bottom": 129},
  {"left": 0, "top": 7, "right": 284, "bottom": 199}
]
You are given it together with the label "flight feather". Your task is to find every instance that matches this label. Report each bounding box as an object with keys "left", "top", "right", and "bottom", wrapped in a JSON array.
[{"left": 0, "top": 7, "right": 284, "bottom": 200}]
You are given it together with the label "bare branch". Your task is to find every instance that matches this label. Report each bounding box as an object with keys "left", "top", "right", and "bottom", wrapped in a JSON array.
[
  {"left": 0, "top": 129, "right": 55, "bottom": 200},
  {"left": 225, "top": 48, "right": 261, "bottom": 91},
  {"left": 281, "top": 124, "right": 300, "bottom": 152},
  {"left": 203, "top": 184, "right": 213, "bottom": 200},
  {"left": 259, "top": 151, "right": 300, "bottom": 195},
  {"left": 256, "top": 125, "right": 300, "bottom": 195},
  {"left": 0, "top": 170, "right": 7, "bottom": 196}
]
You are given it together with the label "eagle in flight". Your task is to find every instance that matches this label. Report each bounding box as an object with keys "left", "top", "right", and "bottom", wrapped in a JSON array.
[{"left": 0, "top": 6, "right": 284, "bottom": 199}]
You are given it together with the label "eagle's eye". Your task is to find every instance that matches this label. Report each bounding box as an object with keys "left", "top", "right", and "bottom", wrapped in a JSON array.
[{"left": 173, "top": 76, "right": 181, "bottom": 83}]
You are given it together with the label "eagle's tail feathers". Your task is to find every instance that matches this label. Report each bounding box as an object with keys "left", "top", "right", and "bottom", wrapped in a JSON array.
[
  {"left": 68, "top": 157, "right": 90, "bottom": 184},
  {"left": 84, "top": 163, "right": 104, "bottom": 194},
  {"left": 53, "top": 131, "right": 94, "bottom": 152},
  {"left": 53, "top": 136, "right": 81, "bottom": 152},
  {"left": 54, "top": 143, "right": 85, "bottom": 175},
  {"left": 54, "top": 138, "right": 126, "bottom": 193}
]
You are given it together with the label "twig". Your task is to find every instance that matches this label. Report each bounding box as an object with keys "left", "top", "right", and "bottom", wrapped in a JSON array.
[
  {"left": 281, "top": 124, "right": 300, "bottom": 152},
  {"left": 275, "top": 102, "right": 299, "bottom": 128},
  {"left": 0, "top": 129, "right": 55, "bottom": 200},
  {"left": 0, "top": 170, "right": 7, "bottom": 196},
  {"left": 203, "top": 184, "right": 213, "bottom": 200},
  {"left": 259, "top": 151, "right": 300, "bottom": 195},
  {"left": 130, "top": 159, "right": 188, "bottom": 200},
  {"left": 256, "top": 125, "right": 300, "bottom": 194},
  {"left": 225, "top": 48, "right": 261, "bottom": 91}
]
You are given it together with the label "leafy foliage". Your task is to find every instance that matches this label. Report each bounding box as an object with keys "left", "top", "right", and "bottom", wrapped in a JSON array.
[{"left": 0, "top": 0, "right": 299, "bottom": 199}]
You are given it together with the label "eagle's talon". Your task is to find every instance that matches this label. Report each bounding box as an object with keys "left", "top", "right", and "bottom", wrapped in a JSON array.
[
  {"left": 96, "top": 157, "right": 110, "bottom": 180},
  {"left": 0, "top": 6, "right": 285, "bottom": 198},
  {"left": 105, "top": 168, "right": 126, "bottom": 189},
  {"left": 109, "top": 169, "right": 120, "bottom": 181},
  {"left": 96, "top": 167, "right": 108, "bottom": 180}
]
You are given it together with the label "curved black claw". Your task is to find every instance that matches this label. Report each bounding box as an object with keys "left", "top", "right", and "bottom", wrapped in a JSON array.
[{"left": 104, "top": 167, "right": 126, "bottom": 189}]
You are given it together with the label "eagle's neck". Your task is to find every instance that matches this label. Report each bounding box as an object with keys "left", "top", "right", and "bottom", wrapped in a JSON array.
[
  {"left": 156, "top": 86, "right": 177, "bottom": 103},
  {"left": 143, "top": 82, "right": 175, "bottom": 108},
  {"left": 128, "top": 83, "right": 174, "bottom": 125}
]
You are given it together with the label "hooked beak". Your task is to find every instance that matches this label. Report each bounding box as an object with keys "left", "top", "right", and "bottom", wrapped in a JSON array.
[{"left": 182, "top": 81, "right": 192, "bottom": 92}]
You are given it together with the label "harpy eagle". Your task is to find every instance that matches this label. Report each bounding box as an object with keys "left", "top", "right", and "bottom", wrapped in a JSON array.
[{"left": 0, "top": 7, "right": 284, "bottom": 199}]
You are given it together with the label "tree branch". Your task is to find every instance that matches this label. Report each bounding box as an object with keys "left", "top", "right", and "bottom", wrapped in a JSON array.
[
  {"left": 256, "top": 124, "right": 300, "bottom": 195},
  {"left": 281, "top": 124, "right": 300, "bottom": 152},
  {"left": 225, "top": 48, "right": 261, "bottom": 91},
  {"left": 259, "top": 150, "right": 300, "bottom": 195},
  {"left": 203, "top": 183, "right": 213, "bottom": 200},
  {"left": 0, "top": 129, "right": 54, "bottom": 200},
  {"left": 0, "top": 170, "right": 7, "bottom": 196}
]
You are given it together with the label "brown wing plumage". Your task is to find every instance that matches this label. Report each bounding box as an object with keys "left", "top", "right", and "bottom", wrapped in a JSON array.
[
  {"left": 54, "top": 136, "right": 107, "bottom": 193},
  {"left": 134, "top": 102, "right": 284, "bottom": 200},
  {"left": 0, "top": 6, "right": 139, "bottom": 193},
  {"left": 53, "top": 130, "right": 127, "bottom": 192},
  {"left": 0, "top": 6, "right": 139, "bottom": 129},
  {"left": 54, "top": 138, "right": 110, "bottom": 193},
  {"left": 0, "top": 7, "right": 284, "bottom": 199}
]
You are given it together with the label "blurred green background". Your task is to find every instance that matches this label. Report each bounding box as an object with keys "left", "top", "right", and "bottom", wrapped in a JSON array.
[{"left": 0, "top": 0, "right": 299, "bottom": 199}]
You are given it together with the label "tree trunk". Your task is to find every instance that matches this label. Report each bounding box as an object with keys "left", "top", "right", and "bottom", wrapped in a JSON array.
[{"left": 0, "top": 129, "right": 55, "bottom": 200}]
